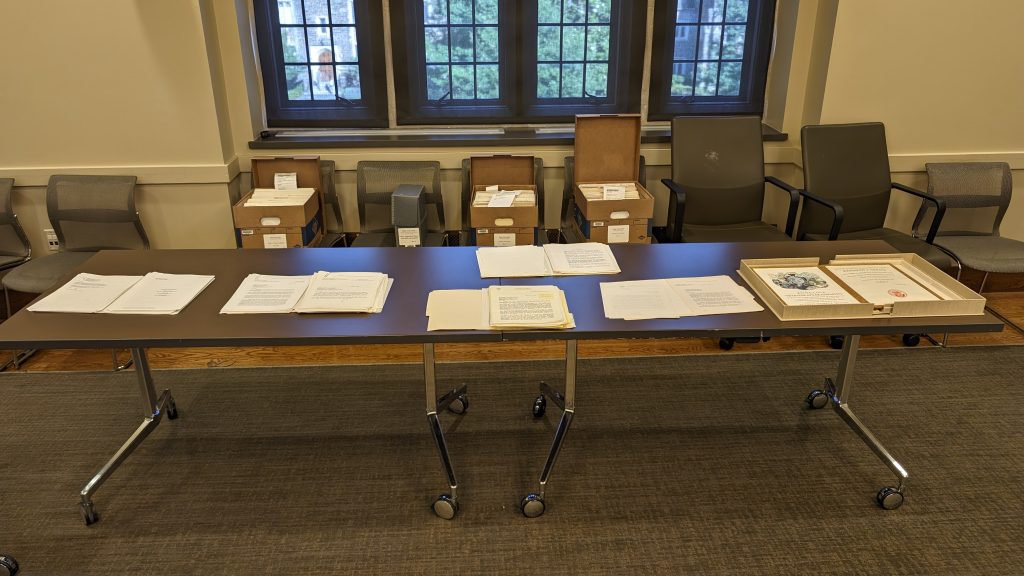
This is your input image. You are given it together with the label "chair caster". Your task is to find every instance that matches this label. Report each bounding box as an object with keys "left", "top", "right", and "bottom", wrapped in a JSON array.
[
  {"left": 432, "top": 494, "right": 458, "bottom": 520},
  {"left": 532, "top": 395, "right": 546, "bottom": 418},
  {"left": 446, "top": 393, "right": 469, "bottom": 415},
  {"left": 901, "top": 333, "right": 921, "bottom": 347},
  {"left": 80, "top": 502, "right": 99, "bottom": 526},
  {"left": 166, "top": 397, "right": 179, "bottom": 420},
  {"left": 806, "top": 389, "right": 830, "bottom": 409},
  {"left": 828, "top": 335, "right": 844, "bottom": 349},
  {"left": 521, "top": 493, "right": 546, "bottom": 518},
  {"left": 0, "top": 554, "right": 19, "bottom": 576},
  {"left": 762, "top": 336, "right": 771, "bottom": 342},
  {"left": 718, "top": 338, "right": 735, "bottom": 350},
  {"left": 876, "top": 487, "right": 904, "bottom": 510}
]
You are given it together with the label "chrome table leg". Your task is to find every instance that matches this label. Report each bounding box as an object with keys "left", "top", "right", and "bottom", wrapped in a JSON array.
[{"left": 424, "top": 343, "right": 461, "bottom": 519}]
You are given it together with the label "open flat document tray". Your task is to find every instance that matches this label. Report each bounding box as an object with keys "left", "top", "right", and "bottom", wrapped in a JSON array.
[{"left": 738, "top": 253, "right": 986, "bottom": 321}]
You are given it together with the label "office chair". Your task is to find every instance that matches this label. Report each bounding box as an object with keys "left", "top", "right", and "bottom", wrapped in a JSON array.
[
  {"left": 317, "top": 159, "right": 346, "bottom": 247},
  {"left": 2, "top": 175, "right": 149, "bottom": 368},
  {"left": 349, "top": 161, "right": 453, "bottom": 247},
  {"left": 460, "top": 156, "right": 544, "bottom": 245},
  {"left": 0, "top": 178, "right": 31, "bottom": 328},
  {"left": 560, "top": 155, "right": 647, "bottom": 243},
  {"left": 798, "top": 122, "right": 951, "bottom": 348},
  {"left": 916, "top": 162, "right": 1024, "bottom": 338}
]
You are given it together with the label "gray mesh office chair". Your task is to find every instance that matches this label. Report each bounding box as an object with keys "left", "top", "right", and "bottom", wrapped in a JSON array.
[
  {"left": 460, "top": 157, "right": 545, "bottom": 245},
  {"left": 318, "top": 159, "right": 346, "bottom": 247},
  {"left": 560, "top": 155, "right": 647, "bottom": 243},
  {"left": 798, "top": 122, "right": 951, "bottom": 348},
  {"left": 350, "top": 161, "right": 451, "bottom": 247},
  {"left": 916, "top": 162, "right": 1024, "bottom": 336},
  {"left": 658, "top": 116, "right": 798, "bottom": 243},
  {"left": 2, "top": 175, "right": 149, "bottom": 368},
  {"left": 0, "top": 178, "right": 32, "bottom": 325}
]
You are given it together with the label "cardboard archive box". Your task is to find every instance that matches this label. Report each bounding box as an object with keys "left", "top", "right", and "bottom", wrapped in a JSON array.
[
  {"left": 572, "top": 114, "right": 655, "bottom": 243},
  {"left": 468, "top": 155, "right": 539, "bottom": 246},
  {"left": 233, "top": 156, "right": 323, "bottom": 248}
]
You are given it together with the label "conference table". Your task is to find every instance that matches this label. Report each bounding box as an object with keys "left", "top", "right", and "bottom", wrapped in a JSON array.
[{"left": 0, "top": 241, "right": 1003, "bottom": 524}]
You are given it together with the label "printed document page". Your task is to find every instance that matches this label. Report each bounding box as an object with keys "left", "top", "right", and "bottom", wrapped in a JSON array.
[
  {"left": 599, "top": 280, "right": 687, "bottom": 320},
  {"left": 293, "top": 272, "right": 389, "bottom": 313},
  {"left": 543, "top": 243, "right": 621, "bottom": 275},
  {"left": 220, "top": 274, "right": 311, "bottom": 314},
  {"left": 103, "top": 272, "right": 215, "bottom": 314},
  {"left": 666, "top": 275, "right": 763, "bottom": 316},
  {"left": 476, "top": 246, "right": 553, "bottom": 278},
  {"left": 752, "top": 267, "right": 861, "bottom": 306},
  {"left": 28, "top": 273, "right": 143, "bottom": 313},
  {"left": 426, "top": 289, "right": 489, "bottom": 331},
  {"left": 486, "top": 285, "right": 573, "bottom": 329},
  {"left": 244, "top": 188, "right": 316, "bottom": 206},
  {"left": 825, "top": 264, "right": 942, "bottom": 305}
]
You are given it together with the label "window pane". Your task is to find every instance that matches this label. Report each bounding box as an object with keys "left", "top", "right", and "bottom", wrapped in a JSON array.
[
  {"left": 564, "top": 0, "right": 587, "bottom": 23},
  {"left": 304, "top": 0, "right": 329, "bottom": 26},
  {"left": 451, "top": 65, "right": 475, "bottom": 99},
  {"left": 313, "top": 64, "right": 336, "bottom": 100},
  {"left": 450, "top": 0, "right": 473, "bottom": 24},
  {"left": 695, "top": 61, "right": 719, "bottom": 95},
  {"left": 336, "top": 64, "right": 362, "bottom": 99},
  {"left": 698, "top": 25, "right": 722, "bottom": 60},
  {"left": 307, "top": 28, "right": 332, "bottom": 61},
  {"left": 561, "top": 63, "right": 583, "bottom": 97},
  {"left": 476, "top": 0, "right": 498, "bottom": 24},
  {"left": 585, "top": 63, "right": 608, "bottom": 97},
  {"left": 722, "top": 25, "right": 745, "bottom": 60},
  {"left": 673, "top": 25, "right": 697, "bottom": 60},
  {"left": 588, "top": 0, "right": 611, "bottom": 23},
  {"left": 285, "top": 65, "right": 311, "bottom": 99},
  {"left": 281, "top": 28, "right": 307, "bottom": 63},
  {"left": 718, "top": 61, "right": 741, "bottom": 95},
  {"left": 538, "top": 26, "right": 561, "bottom": 61},
  {"left": 277, "top": 0, "right": 304, "bottom": 24},
  {"left": 725, "top": 0, "right": 749, "bottom": 22},
  {"left": 426, "top": 64, "right": 450, "bottom": 99},
  {"left": 330, "top": 0, "right": 355, "bottom": 24},
  {"left": 451, "top": 27, "right": 474, "bottom": 62},
  {"left": 562, "top": 26, "right": 585, "bottom": 61},
  {"left": 333, "top": 27, "right": 358, "bottom": 62},
  {"left": 587, "top": 25, "right": 610, "bottom": 61},
  {"left": 425, "top": 27, "right": 449, "bottom": 62},
  {"left": 537, "top": 63, "right": 560, "bottom": 98},
  {"left": 476, "top": 26, "right": 498, "bottom": 61},
  {"left": 670, "top": 62, "right": 694, "bottom": 97},
  {"left": 675, "top": 0, "right": 699, "bottom": 23},
  {"left": 701, "top": 0, "right": 725, "bottom": 22},
  {"left": 477, "top": 64, "right": 499, "bottom": 99},
  {"left": 539, "top": 0, "right": 561, "bottom": 23},
  {"left": 424, "top": 0, "right": 447, "bottom": 24}
]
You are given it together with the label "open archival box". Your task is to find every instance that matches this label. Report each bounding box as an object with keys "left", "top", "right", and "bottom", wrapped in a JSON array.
[
  {"left": 738, "top": 253, "right": 986, "bottom": 321},
  {"left": 425, "top": 285, "right": 574, "bottom": 331},
  {"left": 27, "top": 272, "right": 215, "bottom": 315},
  {"left": 220, "top": 272, "right": 392, "bottom": 314}
]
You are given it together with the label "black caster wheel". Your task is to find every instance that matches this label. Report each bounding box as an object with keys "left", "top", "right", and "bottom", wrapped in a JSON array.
[
  {"left": 166, "top": 397, "right": 179, "bottom": 420},
  {"left": 876, "top": 487, "right": 904, "bottom": 510},
  {"left": 828, "top": 335, "right": 844, "bottom": 349},
  {"left": 718, "top": 338, "right": 735, "bottom": 351},
  {"left": 532, "top": 395, "right": 547, "bottom": 418},
  {"left": 433, "top": 494, "right": 458, "bottom": 520},
  {"left": 762, "top": 336, "right": 771, "bottom": 343},
  {"left": 521, "top": 493, "right": 546, "bottom": 518},
  {"left": 901, "top": 333, "right": 921, "bottom": 347},
  {"left": 80, "top": 503, "right": 99, "bottom": 526},
  {"left": 447, "top": 394, "right": 469, "bottom": 415},
  {"left": 805, "top": 389, "right": 830, "bottom": 409},
  {"left": 0, "top": 554, "right": 19, "bottom": 576}
]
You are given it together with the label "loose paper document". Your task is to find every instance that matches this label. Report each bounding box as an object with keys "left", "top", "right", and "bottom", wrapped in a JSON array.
[
  {"left": 28, "top": 273, "right": 143, "bottom": 313},
  {"left": 244, "top": 188, "right": 316, "bottom": 207},
  {"left": 666, "top": 276, "right": 763, "bottom": 316},
  {"left": 472, "top": 190, "right": 536, "bottom": 207},
  {"left": 476, "top": 246, "right": 552, "bottom": 278},
  {"left": 752, "top": 267, "right": 860, "bottom": 306},
  {"left": 103, "top": 272, "right": 215, "bottom": 314},
  {"left": 824, "top": 264, "right": 941, "bottom": 306},
  {"left": 543, "top": 243, "right": 621, "bottom": 275},
  {"left": 600, "top": 280, "right": 687, "bottom": 320},
  {"left": 274, "top": 173, "right": 298, "bottom": 190},
  {"left": 426, "top": 290, "right": 489, "bottom": 331},
  {"left": 577, "top": 183, "right": 640, "bottom": 200},
  {"left": 486, "top": 285, "right": 574, "bottom": 329},
  {"left": 219, "top": 274, "right": 311, "bottom": 314},
  {"left": 293, "top": 272, "right": 390, "bottom": 313}
]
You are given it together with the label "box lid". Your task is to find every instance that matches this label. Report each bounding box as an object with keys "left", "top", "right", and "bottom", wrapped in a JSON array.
[
  {"left": 251, "top": 155, "right": 321, "bottom": 190},
  {"left": 574, "top": 115, "right": 641, "bottom": 183},
  {"left": 470, "top": 155, "right": 535, "bottom": 188}
]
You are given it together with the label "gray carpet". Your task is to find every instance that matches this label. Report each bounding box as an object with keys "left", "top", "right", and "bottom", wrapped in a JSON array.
[{"left": 1, "top": 346, "right": 1023, "bottom": 575}]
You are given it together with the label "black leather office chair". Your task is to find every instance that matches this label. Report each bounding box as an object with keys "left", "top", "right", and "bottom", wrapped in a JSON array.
[
  {"left": 560, "top": 155, "right": 647, "bottom": 244},
  {"left": 350, "top": 161, "right": 453, "bottom": 247}
]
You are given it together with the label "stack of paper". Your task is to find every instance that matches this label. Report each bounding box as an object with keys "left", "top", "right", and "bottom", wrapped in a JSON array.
[
  {"left": 600, "top": 275, "right": 762, "bottom": 320},
  {"left": 243, "top": 188, "right": 316, "bottom": 207},
  {"left": 577, "top": 182, "right": 640, "bottom": 200},
  {"left": 27, "top": 272, "right": 214, "bottom": 315},
  {"left": 426, "top": 285, "right": 575, "bottom": 331},
  {"left": 220, "top": 272, "right": 392, "bottom": 314},
  {"left": 476, "top": 244, "right": 621, "bottom": 278},
  {"left": 472, "top": 190, "right": 537, "bottom": 208}
]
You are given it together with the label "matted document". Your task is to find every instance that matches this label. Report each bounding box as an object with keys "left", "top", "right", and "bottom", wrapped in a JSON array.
[
  {"left": 27, "top": 273, "right": 143, "bottom": 313},
  {"left": 824, "top": 264, "right": 941, "bottom": 306},
  {"left": 103, "top": 272, "right": 215, "bottom": 314},
  {"left": 751, "top": 267, "right": 861, "bottom": 306}
]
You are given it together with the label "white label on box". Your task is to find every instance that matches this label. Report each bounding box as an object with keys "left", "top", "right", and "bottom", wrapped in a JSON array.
[
  {"left": 493, "top": 233, "right": 517, "bottom": 247},
  {"left": 591, "top": 220, "right": 606, "bottom": 227},
  {"left": 240, "top": 229, "right": 255, "bottom": 235},
  {"left": 263, "top": 233, "right": 288, "bottom": 248},
  {"left": 397, "top": 227, "right": 422, "bottom": 247},
  {"left": 607, "top": 224, "right": 630, "bottom": 244},
  {"left": 610, "top": 210, "right": 631, "bottom": 220},
  {"left": 602, "top": 185, "right": 626, "bottom": 200},
  {"left": 274, "top": 173, "right": 298, "bottom": 190}
]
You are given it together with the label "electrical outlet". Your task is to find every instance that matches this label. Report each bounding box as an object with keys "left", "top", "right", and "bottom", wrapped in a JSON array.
[{"left": 43, "top": 228, "right": 59, "bottom": 251}]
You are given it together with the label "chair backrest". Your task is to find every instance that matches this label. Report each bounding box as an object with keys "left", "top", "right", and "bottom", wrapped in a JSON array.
[
  {"left": 47, "top": 175, "right": 149, "bottom": 252},
  {"left": 670, "top": 116, "right": 766, "bottom": 226},
  {"left": 917, "top": 162, "right": 1012, "bottom": 237},
  {"left": 461, "top": 157, "right": 545, "bottom": 232},
  {"left": 320, "top": 159, "right": 343, "bottom": 234},
  {"left": 0, "top": 178, "right": 31, "bottom": 262},
  {"left": 799, "top": 122, "right": 893, "bottom": 236},
  {"left": 562, "top": 155, "right": 647, "bottom": 232},
  {"left": 356, "top": 161, "right": 443, "bottom": 234}
]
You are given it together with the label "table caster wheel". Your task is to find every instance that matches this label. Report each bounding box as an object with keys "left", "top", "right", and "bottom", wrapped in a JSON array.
[
  {"left": 532, "top": 395, "right": 546, "bottom": 418},
  {"left": 876, "top": 487, "right": 904, "bottom": 510},
  {"left": 447, "top": 394, "right": 469, "bottom": 415},
  {"left": 521, "top": 493, "right": 546, "bottom": 518},
  {"left": 806, "top": 390, "right": 829, "bottom": 409},
  {"left": 828, "top": 335, "right": 844, "bottom": 349},
  {"left": 718, "top": 338, "right": 735, "bottom": 350},
  {"left": 80, "top": 502, "right": 99, "bottom": 526},
  {"left": 433, "top": 494, "right": 458, "bottom": 520},
  {"left": 0, "top": 554, "right": 19, "bottom": 576},
  {"left": 902, "top": 333, "right": 921, "bottom": 347},
  {"left": 166, "top": 397, "right": 179, "bottom": 420},
  {"left": 762, "top": 336, "right": 771, "bottom": 343}
]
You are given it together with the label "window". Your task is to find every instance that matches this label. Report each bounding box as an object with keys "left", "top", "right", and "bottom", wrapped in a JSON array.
[
  {"left": 648, "top": 0, "right": 777, "bottom": 119},
  {"left": 253, "top": 0, "right": 388, "bottom": 127}
]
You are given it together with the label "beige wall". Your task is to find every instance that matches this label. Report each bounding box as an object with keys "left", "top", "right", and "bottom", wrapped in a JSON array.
[{"left": 2, "top": 0, "right": 1023, "bottom": 258}]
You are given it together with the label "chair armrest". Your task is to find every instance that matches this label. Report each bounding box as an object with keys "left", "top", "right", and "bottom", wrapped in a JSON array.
[
  {"left": 797, "top": 189, "right": 844, "bottom": 241},
  {"left": 892, "top": 182, "right": 946, "bottom": 244},
  {"left": 765, "top": 176, "right": 800, "bottom": 237},
  {"left": 660, "top": 178, "right": 687, "bottom": 243}
]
